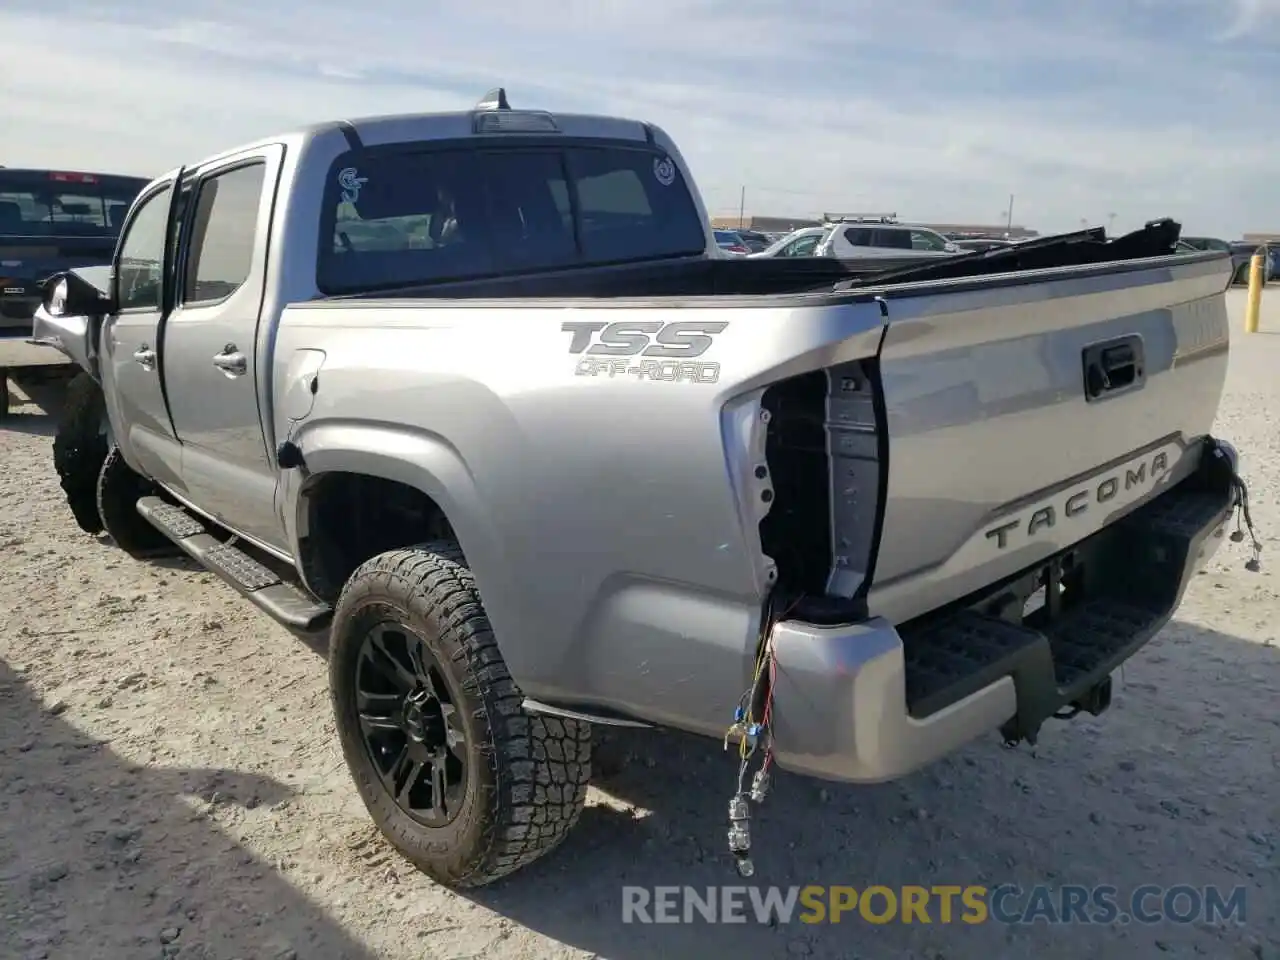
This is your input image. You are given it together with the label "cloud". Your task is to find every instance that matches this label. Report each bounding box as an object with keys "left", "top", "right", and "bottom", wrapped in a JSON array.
[{"left": 1, "top": 0, "right": 1276, "bottom": 236}]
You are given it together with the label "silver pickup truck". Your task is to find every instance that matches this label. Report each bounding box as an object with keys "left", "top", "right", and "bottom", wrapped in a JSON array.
[{"left": 33, "top": 89, "right": 1260, "bottom": 888}]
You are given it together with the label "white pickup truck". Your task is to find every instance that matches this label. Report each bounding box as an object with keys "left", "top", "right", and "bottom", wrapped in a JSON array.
[{"left": 33, "top": 89, "right": 1260, "bottom": 887}]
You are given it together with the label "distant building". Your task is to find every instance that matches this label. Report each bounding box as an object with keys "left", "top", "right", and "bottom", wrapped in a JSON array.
[
  {"left": 1242, "top": 232, "right": 1280, "bottom": 244},
  {"left": 711, "top": 214, "right": 1038, "bottom": 239}
]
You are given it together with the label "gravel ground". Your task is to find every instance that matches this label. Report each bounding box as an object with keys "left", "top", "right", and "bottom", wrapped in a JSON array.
[{"left": 1, "top": 290, "right": 1277, "bottom": 960}]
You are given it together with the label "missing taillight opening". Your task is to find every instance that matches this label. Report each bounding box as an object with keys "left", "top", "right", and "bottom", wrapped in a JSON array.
[{"left": 757, "top": 359, "right": 885, "bottom": 614}]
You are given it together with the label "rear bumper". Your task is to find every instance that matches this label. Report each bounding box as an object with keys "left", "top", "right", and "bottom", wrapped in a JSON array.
[
  {"left": 769, "top": 438, "right": 1238, "bottom": 784},
  {"left": 0, "top": 333, "right": 72, "bottom": 369}
]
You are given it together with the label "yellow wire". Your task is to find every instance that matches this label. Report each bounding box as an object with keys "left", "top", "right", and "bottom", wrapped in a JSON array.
[{"left": 732, "top": 602, "right": 775, "bottom": 760}]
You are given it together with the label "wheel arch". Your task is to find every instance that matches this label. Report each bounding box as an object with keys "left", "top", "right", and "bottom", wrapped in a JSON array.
[{"left": 288, "top": 424, "right": 515, "bottom": 645}]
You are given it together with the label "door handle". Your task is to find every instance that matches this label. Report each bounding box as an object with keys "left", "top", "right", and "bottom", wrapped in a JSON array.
[
  {"left": 212, "top": 345, "right": 248, "bottom": 377},
  {"left": 133, "top": 345, "right": 156, "bottom": 369}
]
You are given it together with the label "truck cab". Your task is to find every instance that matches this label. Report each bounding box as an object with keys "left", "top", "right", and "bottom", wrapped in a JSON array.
[{"left": 42, "top": 92, "right": 722, "bottom": 556}]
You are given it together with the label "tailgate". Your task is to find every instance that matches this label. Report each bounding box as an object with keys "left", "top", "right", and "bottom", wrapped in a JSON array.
[{"left": 865, "top": 252, "right": 1232, "bottom": 623}]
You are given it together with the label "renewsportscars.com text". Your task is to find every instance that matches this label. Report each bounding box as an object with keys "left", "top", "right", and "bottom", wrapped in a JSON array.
[{"left": 621, "top": 884, "right": 1248, "bottom": 926}]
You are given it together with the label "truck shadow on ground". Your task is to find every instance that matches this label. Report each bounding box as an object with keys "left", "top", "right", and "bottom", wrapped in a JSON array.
[
  {"left": 465, "top": 619, "right": 1278, "bottom": 960},
  {"left": 0, "top": 659, "right": 380, "bottom": 960},
  {"left": 2, "top": 380, "right": 67, "bottom": 436},
  {"left": 0, "top": 408, "right": 58, "bottom": 438}
]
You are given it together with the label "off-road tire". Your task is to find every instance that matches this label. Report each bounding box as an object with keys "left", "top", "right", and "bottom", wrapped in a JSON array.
[
  {"left": 330, "top": 541, "right": 592, "bottom": 888},
  {"left": 96, "top": 446, "right": 172, "bottom": 557},
  {"left": 53, "top": 372, "right": 109, "bottom": 534}
]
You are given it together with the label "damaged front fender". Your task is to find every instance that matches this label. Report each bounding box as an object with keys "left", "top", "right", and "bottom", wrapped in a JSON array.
[{"left": 29, "top": 265, "right": 114, "bottom": 383}]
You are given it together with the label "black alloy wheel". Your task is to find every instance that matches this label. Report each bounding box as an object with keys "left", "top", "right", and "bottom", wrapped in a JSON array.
[{"left": 355, "top": 621, "right": 467, "bottom": 825}]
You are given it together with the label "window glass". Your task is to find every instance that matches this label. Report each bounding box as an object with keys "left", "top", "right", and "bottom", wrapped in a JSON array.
[
  {"left": 0, "top": 175, "right": 146, "bottom": 237},
  {"left": 481, "top": 150, "right": 577, "bottom": 271},
  {"left": 842, "top": 228, "right": 873, "bottom": 247},
  {"left": 182, "top": 163, "right": 265, "bottom": 305},
  {"left": 319, "top": 144, "right": 707, "bottom": 293},
  {"left": 910, "top": 230, "right": 949, "bottom": 251},
  {"left": 790, "top": 235, "right": 820, "bottom": 256},
  {"left": 115, "top": 186, "right": 172, "bottom": 311},
  {"left": 871, "top": 229, "right": 912, "bottom": 250}
]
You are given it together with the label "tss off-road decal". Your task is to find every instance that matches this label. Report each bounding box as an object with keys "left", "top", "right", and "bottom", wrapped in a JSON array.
[{"left": 561, "top": 320, "right": 727, "bottom": 383}]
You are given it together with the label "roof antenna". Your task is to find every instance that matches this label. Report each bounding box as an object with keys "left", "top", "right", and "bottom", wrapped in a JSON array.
[{"left": 476, "top": 87, "right": 510, "bottom": 111}]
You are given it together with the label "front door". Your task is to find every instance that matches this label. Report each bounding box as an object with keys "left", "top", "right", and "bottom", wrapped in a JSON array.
[
  {"left": 100, "top": 181, "right": 183, "bottom": 492},
  {"left": 163, "top": 148, "right": 285, "bottom": 550}
]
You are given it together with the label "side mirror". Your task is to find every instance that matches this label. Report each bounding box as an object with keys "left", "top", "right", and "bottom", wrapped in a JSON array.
[{"left": 40, "top": 270, "right": 113, "bottom": 319}]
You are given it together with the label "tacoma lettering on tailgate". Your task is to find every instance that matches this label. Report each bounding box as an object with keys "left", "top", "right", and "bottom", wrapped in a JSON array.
[
  {"left": 984, "top": 449, "right": 1172, "bottom": 550},
  {"left": 562, "top": 320, "right": 726, "bottom": 383}
]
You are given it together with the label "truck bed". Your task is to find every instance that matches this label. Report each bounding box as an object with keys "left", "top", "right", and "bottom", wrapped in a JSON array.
[
  {"left": 329, "top": 221, "right": 1187, "bottom": 304},
  {"left": 274, "top": 215, "right": 1233, "bottom": 750}
]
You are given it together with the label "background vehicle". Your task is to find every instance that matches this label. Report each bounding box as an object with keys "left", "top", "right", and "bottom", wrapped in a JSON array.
[
  {"left": 0, "top": 168, "right": 149, "bottom": 416},
  {"left": 713, "top": 228, "right": 750, "bottom": 255},
  {"left": 1181, "top": 236, "right": 1231, "bottom": 253},
  {"left": 35, "top": 90, "right": 1252, "bottom": 890},
  {"left": 747, "top": 225, "right": 831, "bottom": 259},
  {"left": 953, "top": 237, "right": 1017, "bottom": 253},
  {"left": 815, "top": 215, "right": 962, "bottom": 258},
  {"left": 735, "top": 229, "right": 773, "bottom": 253},
  {"left": 1228, "top": 241, "right": 1272, "bottom": 285}
]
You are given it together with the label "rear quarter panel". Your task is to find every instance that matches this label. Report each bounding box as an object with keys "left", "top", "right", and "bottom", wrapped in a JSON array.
[{"left": 274, "top": 298, "right": 885, "bottom": 733}]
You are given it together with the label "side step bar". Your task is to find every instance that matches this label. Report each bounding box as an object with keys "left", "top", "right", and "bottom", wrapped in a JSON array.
[{"left": 136, "top": 497, "right": 332, "bottom": 631}]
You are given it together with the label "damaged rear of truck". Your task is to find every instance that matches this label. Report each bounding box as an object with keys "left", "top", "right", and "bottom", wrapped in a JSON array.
[
  {"left": 276, "top": 225, "right": 1259, "bottom": 882},
  {"left": 30, "top": 99, "right": 1261, "bottom": 886}
]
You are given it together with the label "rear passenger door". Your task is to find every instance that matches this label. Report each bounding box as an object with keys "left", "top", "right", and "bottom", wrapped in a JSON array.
[{"left": 162, "top": 146, "right": 287, "bottom": 551}]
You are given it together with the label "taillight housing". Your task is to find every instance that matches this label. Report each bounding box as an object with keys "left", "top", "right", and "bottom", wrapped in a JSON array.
[{"left": 756, "top": 359, "right": 886, "bottom": 616}]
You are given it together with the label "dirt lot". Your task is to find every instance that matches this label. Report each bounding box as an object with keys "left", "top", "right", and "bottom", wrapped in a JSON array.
[{"left": 1, "top": 290, "right": 1277, "bottom": 960}]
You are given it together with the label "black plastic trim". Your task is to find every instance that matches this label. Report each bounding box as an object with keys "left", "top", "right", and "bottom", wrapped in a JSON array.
[{"left": 335, "top": 120, "right": 364, "bottom": 151}]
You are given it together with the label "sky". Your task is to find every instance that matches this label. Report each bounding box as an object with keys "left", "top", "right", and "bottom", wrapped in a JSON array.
[{"left": 2, "top": 0, "right": 1278, "bottom": 238}]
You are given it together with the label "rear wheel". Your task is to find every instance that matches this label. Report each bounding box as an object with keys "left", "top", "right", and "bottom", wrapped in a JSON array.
[
  {"left": 329, "top": 541, "right": 591, "bottom": 888},
  {"left": 52, "top": 372, "right": 110, "bottom": 534},
  {"left": 95, "top": 446, "right": 173, "bottom": 557}
]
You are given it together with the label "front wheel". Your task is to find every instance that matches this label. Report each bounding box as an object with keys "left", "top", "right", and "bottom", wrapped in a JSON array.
[
  {"left": 52, "top": 371, "right": 109, "bottom": 534},
  {"left": 329, "top": 541, "right": 592, "bottom": 888},
  {"left": 96, "top": 446, "right": 173, "bottom": 557}
]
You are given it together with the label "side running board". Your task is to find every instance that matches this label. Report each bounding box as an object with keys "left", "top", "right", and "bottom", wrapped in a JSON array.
[{"left": 136, "top": 497, "right": 332, "bottom": 631}]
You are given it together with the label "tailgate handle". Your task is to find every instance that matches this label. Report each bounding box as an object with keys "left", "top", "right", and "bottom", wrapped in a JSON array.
[{"left": 1083, "top": 336, "right": 1144, "bottom": 400}]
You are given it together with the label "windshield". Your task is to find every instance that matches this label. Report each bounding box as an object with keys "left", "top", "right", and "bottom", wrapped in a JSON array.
[
  {"left": 319, "top": 143, "right": 708, "bottom": 293},
  {"left": 0, "top": 172, "right": 146, "bottom": 238}
]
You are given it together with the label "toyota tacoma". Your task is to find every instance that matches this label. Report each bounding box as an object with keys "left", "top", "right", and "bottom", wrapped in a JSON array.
[{"left": 33, "top": 89, "right": 1260, "bottom": 887}]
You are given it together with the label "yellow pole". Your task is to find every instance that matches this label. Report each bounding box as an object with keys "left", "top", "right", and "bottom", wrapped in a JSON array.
[{"left": 1243, "top": 253, "right": 1264, "bottom": 334}]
